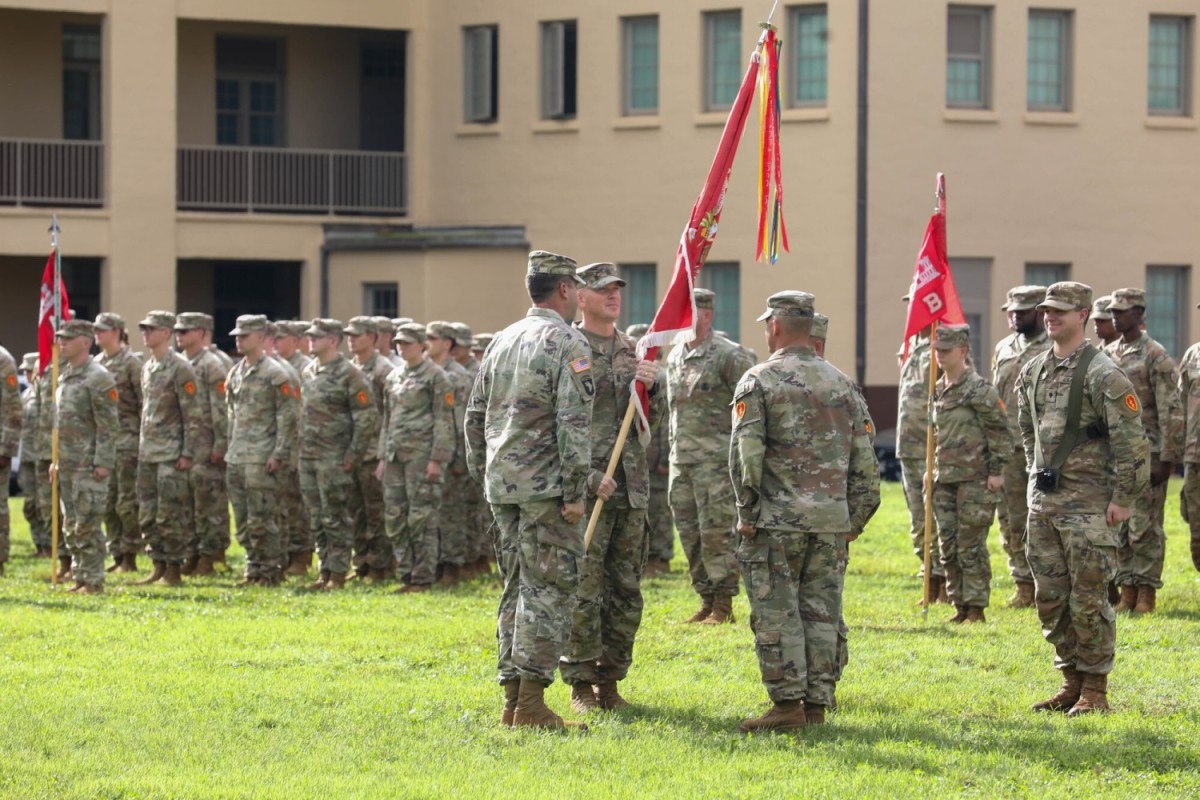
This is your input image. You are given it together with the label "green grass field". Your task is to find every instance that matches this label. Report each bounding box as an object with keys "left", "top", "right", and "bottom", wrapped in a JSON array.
[{"left": 1, "top": 482, "right": 1198, "bottom": 799}]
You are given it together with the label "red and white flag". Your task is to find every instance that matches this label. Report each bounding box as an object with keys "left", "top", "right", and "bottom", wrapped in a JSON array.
[
  {"left": 37, "top": 250, "right": 70, "bottom": 376},
  {"left": 902, "top": 175, "right": 964, "bottom": 361}
]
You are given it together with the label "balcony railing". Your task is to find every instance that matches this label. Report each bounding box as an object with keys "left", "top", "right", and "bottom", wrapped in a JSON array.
[
  {"left": 0, "top": 138, "right": 104, "bottom": 207},
  {"left": 178, "top": 146, "right": 407, "bottom": 216}
]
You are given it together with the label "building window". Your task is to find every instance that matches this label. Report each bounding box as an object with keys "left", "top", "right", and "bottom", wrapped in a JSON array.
[
  {"left": 700, "top": 262, "right": 740, "bottom": 340},
  {"left": 463, "top": 25, "right": 498, "bottom": 123},
  {"left": 618, "top": 264, "right": 657, "bottom": 329},
  {"left": 1024, "top": 263, "right": 1070, "bottom": 287},
  {"left": 62, "top": 24, "right": 101, "bottom": 141},
  {"left": 1027, "top": 10, "right": 1072, "bottom": 111},
  {"left": 540, "top": 20, "right": 578, "bottom": 120},
  {"left": 1146, "top": 266, "right": 1189, "bottom": 358},
  {"left": 1149, "top": 16, "right": 1192, "bottom": 116},
  {"left": 215, "top": 36, "right": 285, "bottom": 146},
  {"left": 948, "top": 257, "right": 992, "bottom": 375},
  {"left": 622, "top": 16, "right": 659, "bottom": 115},
  {"left": 789, "top": 5, "right": 828, "bottom": 107},
  {"left": 947, "top": 6, "right": 992, "bottom": 108},
  {"left": 363, "top": 283, "right": 399, "bottom": 318},
  {"left": 704, "top": 11, "right": 743, "bottom": 111}
]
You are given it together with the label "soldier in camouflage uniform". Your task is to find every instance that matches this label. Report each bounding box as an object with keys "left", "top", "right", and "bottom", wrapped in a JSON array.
[
  {"left": 465, "top": 250, "right": 594, "bottom": 731},
  {"left": 931, "top": 325, "right": 1011, "bottom": 623},
  {"left": 471, "top": 333, "right": 494, "bottom": 362},
  {"left": 561, "top": 263, "right": 661, "bottom": 713},
  {"left": 0, "top": 343, "right": 21, "bottom": 575},
  {"left": 299, "top": 319, "right": 377, "bottom": 590},
  {"left": 1018, "top": 282, "right": 1149, "bottom": 716},
  {"left": 990, "top": 286, "right": 1051, "bottom": 607},
  {"left": 897, "top": 321, "right": 944, "bottom": 596},
  {"left": 135, "top": 311, "right": 203, "bottom": 587},
  {"left": 627, "top": 323, "right": 673, "bottom": 577},
  {"left": 226, "top": 315, "right": 297, "bottom": 586},
  {"left": 35, "top": 353, "right": 70, "bottom": 576},
  {"left": 426, "top": 320, "right": 475, "bottom": 585},
  {"left": 18, "top": 354, "right": 50, "bottom": 558},
  {"left": 271, "top": 321, "right": 312, "bottom": 576},
  {"left": 95, "top": 313, "right": 144, "bottom": 573},
  {"left": 1091, "top": 296, "right": 1119, "bottom": 347},
  {"left": 201, "top": 317, "right": 235, "bottom": 371},
  {"left": 1104, "top": 288, "right": 1183, "bottom": 614},
  {"left": 1178, "top": 328, "right": 1200, "bottom": 573},
  {"left": 373, "top": 317, "right": 401, "bottom": 367},
  {"left": 667, "top": 288, "right": 755, "bottom": 624},
  {"left": 53, "top": 320, "right": 119, "bottom": 593},
  {"left": 731, "top": 292, "right": 880, "bottom": 732},
  {"left": 453, "top": 321, "right": 492, "bottom": 574},
  {"left": 174, "top": 312, "right": 230, "bottom": 576},
  {"left": 376, "top": 323, "right": 455, "bottom": 592},
  {"left": 347, "top": 316, "right": 394, "bottom": 579}
]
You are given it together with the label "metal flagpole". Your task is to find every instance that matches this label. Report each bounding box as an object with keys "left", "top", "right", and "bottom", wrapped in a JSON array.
[{"left": 49, "top": 215, "right": 62, "bottom": 586}]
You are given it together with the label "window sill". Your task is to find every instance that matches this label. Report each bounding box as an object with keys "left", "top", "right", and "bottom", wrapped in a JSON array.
[
  {"left": 456, "top": 124, "right": 501, "bottom": 137},
  {"left": 613, "top": 116, "right": 661, "bottom": 130},
  {"left": 1144, "top": 115, "right": 1197, "bottom": 130},
  {"left": 1023, "top": 111, "right": 1079, "bottom": 126},
  {"left": 780, "top": 107, "right": 830, "bottom": 123},
  {"left": 694, "top": 111, "right": 730, "bottom": 127},
  {"left": 942, "top": 108, "right": 999, "bottom": 124},
  {"left": 532, "top": 119, "right": 581, "bottom": 134}
]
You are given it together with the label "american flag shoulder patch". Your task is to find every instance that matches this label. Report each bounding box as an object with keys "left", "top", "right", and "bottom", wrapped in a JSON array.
[{"left": 570, "top": 357, "right": 591, "bottom": 374}]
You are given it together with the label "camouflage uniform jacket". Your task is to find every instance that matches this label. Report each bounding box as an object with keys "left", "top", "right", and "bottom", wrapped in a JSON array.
[
  {"left": 353, "top": 351, "right": 393, "bottom": 463},
  {"left": 97, "top": 346, "right": 144, "bottom": 454},
  {"left": 644, "top": 364, "right": 670, "bottom": 479},
  {"left": 299, "top": 355, "right": 377, "bottom": 464},
  {"left": 465, "top": 307, "right": 594, "bottom": 505},
  {"left": 208, "top": 344, "right": 235, "bottom": 371},
  {"left": 577, "top": 326, "right": 658, "bottom": 510},
  {"left": 896, "top": 336, "right": 931, "bottom": 460},
  {"left": 377, "top": 357, "right": 455, "bottom": 465},
  {"left": 0, "top": 346, "right": 20, "bottom": 458},
  {"left": 1017, "top": 343, "right": 1150, "bottom": 513},
  {"left": 225, "top": 354, "right": 296, "bottom": 465},
  {"left": 1178, "top": 342, "right": 1200, "bottom": 463},
  {"left": 187, "top": 348, "right": 229, "bottom": 462},
  {"left": 1104, "top": 334, "right": 1184, "bottom": 462},
  {"left": 730, "top": 345, "right": 881, "bottom": 533},
  {"left": 933, "top": 370, "right": 1011, "bottom": 483},
  {"left": 55, "top": 357, "right": 118, "bottom": 470},
  {"left": 21, "top": 386, "right": 39, "bottom": 461},
  {"left": 992, "top": 329, "right": 1051, "bottom": 447},
  {"left": 666, "top": 331, "right": 755, "bottom": 465},
  {"left": 272, "top": 355, "right": 303, "bottom": 468},
  {"left": 441, "top": 358, "right": 472, "bottom": 470},
  {"left": 140, "top": 351, "right": 203, "bottom": 463},
  {"left": 35, "top": 375, "right": 54, "bottom": 460}
]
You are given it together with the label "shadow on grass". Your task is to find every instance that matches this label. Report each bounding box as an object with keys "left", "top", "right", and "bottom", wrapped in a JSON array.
[
  {"left": 1156, "top": 608, "right": 1200, "bottom": 622},
  {"left": 0, "top": 595, "right": 107, "bottom": 613}
]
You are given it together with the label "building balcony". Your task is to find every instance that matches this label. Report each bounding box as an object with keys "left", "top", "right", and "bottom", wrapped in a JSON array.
[{"left": 0, "top": 138, "right": 104, "bottom": 208}]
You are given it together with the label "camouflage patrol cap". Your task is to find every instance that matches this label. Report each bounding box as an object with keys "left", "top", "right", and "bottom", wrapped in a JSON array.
[
  {"left": 56, "top": 318, "right": 95, "bottom": 339},
  {"left": 276, "top": 321, "right": 309, "bottom": 338},
  {"left": 304, "top": 318, "right": 344, "bottom": 337},
  {"left": 933, "top": 323, "right": 971, "bottom": 350},
  {"left": 93, "top": 312, "right": 126, "bottom": 332},
  {"left": 20, "top": 353, "right": 39, "bottom": 372},
  {"left": 694, "top": 288, "right": 716, "bottom": 310},
  {"left": 138, "top": 310, "right": 176, "bottom": 329},
  {"left": 811, "top": 312, "right": 829, "bottom": 341},
  {"left": 372, "top": 316, "right": 396, "bottom": 335},
  {"left": 392, "top": 317, "right": 414, "bottom": 328},
  {"left": 1092, "top": 296, "right": 1114, "bottom": 321},
  {"left": 625, "top": 323, "right": 649, "bottom": 338},
  {"left": 528, "top": 250, "right": 584, "bottom": 284},
  {"left": 577, "top": 262, "right": 626, "bottom": 290},
  {"left": 755, "top": 290, "right": 816, "bottom": 321},
  {"left": 229, "top": 314, "right": 269, "bottom": 336},
  {"left": 200, "top": 313, "right": 216, "bottom": 330},
  {"left": 473, "top": 333, "right": 494, "bottom": 350},
  {"left": 344, "top": 316, "right": 379, "bottom": 336},
  {"left": 174, "top": 312, "right": 212, "bottom": 331},
  {"left": 426, "top": 321, "right": 458, "bottom": 341},
  {"left": 1107, "top": 288, "right": 1147, "bottom": 312},
  {"left": 1001, "top": 285, "right": 1047, "bottom": 312},
  {"left": 451, "top": 323, "right": 473, "bottom": 343},
  {"left": 1039, "top": 282, "right": 1093, "bottom": 311},
  {"left": 395, "top": 322, "right": 428, "bottom": 345}
]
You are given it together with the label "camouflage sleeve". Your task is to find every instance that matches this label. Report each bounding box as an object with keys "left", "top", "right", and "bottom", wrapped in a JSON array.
[
  {"left": 130, "top": 354, "right": 145, "bottom": 408},
  {"left": 464, "top": 366, "right": 488, "bottom": 484},
  {"left": 0, "top": 362, "right": 20, "bottom": 457},
  {"left": 430, "top": 370, "right": 456, "bottom": 465},
  {"left": 375, "top": 374, "right": 392, "bottom": 461},
  {"left": 557, "top": 337, "right": 594, "bottom": 504},
  {"left": 346, "top": 368, "right": 377, "bottom": 465},
  {"left": 847, "top": 405, "right": 882, "bottom": 535},
  {"left": 1152, "top": 352, "right": 1184, "bottom": 463},
  {"left": 729, "top": 376, "right": 765, "bottom": 528},
  {"left": 722, "top": 345, "right": 757, "bottom": 394},
  {"left": 973, "top": 382, "right": 1012, "bottom": 476},
  {"left": 853, "top": 388, "right": 876, "bottom": 442},
  {"left": 450, "top": 374, "right": 468, "bottom": 469},
  {"left": 271, "top": 371, "right": 296, "bottom": 464},
  {"left": 91, "top": 371, "right": 119, "bottom": 470},
  {"left": 176, "top": 361, "right": 202, "bottom": 461},
  {"left": 209, "top": 363, "right": 229, "bottom": 455},
  {"left": 1099, "top": 368, "right": 1150, "bottom": 508},
  {"left": 1016, "top": 361, "right": 1037, "bottom": 474}
]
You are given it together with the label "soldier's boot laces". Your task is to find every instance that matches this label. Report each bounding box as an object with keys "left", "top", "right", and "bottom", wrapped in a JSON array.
[
  {"left": 512, "top": 679, "right": 587, "bottom": 732},
  {"left": 115, "top": 553, "right": 139, "bottom": 573},
  {"left": 1007, "top": 582, "right": 1036, "bottom": 608},
  {"left": 156, "top": 562, "right": 183, "bottom": 587},
  {"left": 1133, "top": 586, "right": 1156, "bottom": 614},
  {"left": 685, "top": 595, "right": 714, "bottom": 623},
  {"left": 1067, "top": 673, "right": 1110, "bottom": 717},
  {"left": 180, "top": 554, "right": 200, "bottom": 576},
  {"left": 500, "top": 680, "right": 520, "bottom": 727},
  {"left": 595, "top": 682, "right": 628, "bottom": 710},
  {"left": 700, "top": 595, "right": 735, "bottom": 624},
  {"left": 324, "top": 572, "right": 346, "bottom": 591},
  {"left": 1114, "top": 585, "right": 1139, "bottom": 612},
  {"left": 192, "top": 555, "right": 215, "bottom": 577},
  {"left": 947, "top": 605, "right": 969, "bottom": 624},
  {"left": 308, "top": 570, "right": 331, "bottom": 590},
  {"left": 133, "top": 562, "right": 166, "bottom": 586},
  {"left": 739, "top": 699, "right": 807, "bottom": 733},
  {"left": 803, "top": 702, "right": 826, "bottom": 725},
  {"left": 964, "top": 607, "right": 986, "bottom": 624},
  {"left": 570, "top": 683, "right": 601, "bottom": 714},
  {"left": 1031, "top": 667, "right": 1082, "bottom": 712}
]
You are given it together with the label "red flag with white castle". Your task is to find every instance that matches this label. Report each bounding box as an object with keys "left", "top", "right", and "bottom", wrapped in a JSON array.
[
  {"left": 902, "top": 174, "right": 964, "bottom": 361},
  {"left": 38, "top": 250, "right": 71, "bottom": 376}
]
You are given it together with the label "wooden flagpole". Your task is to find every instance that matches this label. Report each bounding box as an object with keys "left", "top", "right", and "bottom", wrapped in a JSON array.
[
  {"left": 49, "top": 216, "right": 62, "bottom": 586},
  {"left": 921, "top": 175, "right": 947, "bottom": 620},
  {"left": 583, "top": 399, "right": 637, "bottom": 552}
]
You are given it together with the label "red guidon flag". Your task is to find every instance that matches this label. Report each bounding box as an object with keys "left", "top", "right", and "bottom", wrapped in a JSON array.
[
  {"left": 38, "top": 250, "right": 71, "bottom": 376},
  {"left": 902, "top": 175, "right": 964, "bottom": 361}
]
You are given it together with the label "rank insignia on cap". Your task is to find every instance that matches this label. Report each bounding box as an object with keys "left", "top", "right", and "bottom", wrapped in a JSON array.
[
  {"left": 444, "top": 392, "right": 455, "bottom": 407},
  {"left": 570, "top": 357, "right": 591, "bottom": 374},
  {"left": 1125, "top": 393, "right": 1139, "bottom": 414},
  {"left": 735, "top": 401, "right": 746, "bottom": 420},
  {"left": 184, "top": 381, "right": 196, "bottom": 396}
]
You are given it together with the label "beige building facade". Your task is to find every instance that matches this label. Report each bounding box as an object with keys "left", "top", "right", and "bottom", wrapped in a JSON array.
[{"left": 1, "top": 0, "right": 1198, "bottom": 424}]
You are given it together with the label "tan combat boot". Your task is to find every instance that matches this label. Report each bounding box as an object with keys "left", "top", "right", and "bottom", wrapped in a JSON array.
[
  {"left": 512, "top": 679, "right": 587, "bottom": 731},
  {"left": 700, "top": 595, "right": 735, "bottom": 624},
  {"left": 77, "top": 583, "right": 105, "bottom": 595},
  {"left": 1114, "top": 585, "right": 1139, "bottom": 612},
  {"left": 500, "top": 680, "right": 520, "bottom": 726},
  {"left": 594, "top": 683, "right": 628, "bottom": 710},
  {"left": 964, "top": 607, "right": 986, "bottom": 624},
  {"left": 193, "top": 555, "right": 215, "bottom": 577},
  {"left": 156, "top": 562, "right": 183, "bottom": 587},
  {"left": 437, "top": 564, "right": 461, "bottom": 587},
  {"left": 180, "top": 554, "right": 200, "bottom": 576},
  {"left": 1067, "top": 672, "right": 1110, "bottom": 717},
  {"left": 1007, "top": 582, "right": 1035, "bottom": 608},
  {"left": 395, "top": 583, "right": 430, "bottom": 594},
  {"left": 739, "top": 699, "right": 807, "bottom": 733},
  {"left": 106, "top": 555, "right": 123, "bottom": 573},
  {"left": 308, "top": 570, "right": 330, "bottom": 590},
  {"left": 1031, "top": 666, "right": 1082, "bottom": 712},
  {"left": 570, "top": 684, "right": 600, "bottom": 714},
  {"left": 947, "top": 605, "right": 969, "bottom": 624},
  {"left": 803, "top": 702, "right": 826, "bottom": 725},
  {"left": 285, "top": 551, "right": 312, "bottom": 577},
  {"left": 133, "top": 562, "right": 166, "bottom": 586},
  {"left": 936, "top": 577, "right": 951, "bottom": 605},
  {"left": 685, "top": 594, "right": 714, "bottom": 623},
  {"left": 57, "top": 556, "right": 73, "bottom": 581},
  {"left": 1133, "top": 586, "right": 1156, "bottom": 614},
  {"left": 325, "top": 572, "right": 346, "bottom": 590},
  {"left": 115, "top": 553, "right": 139, "bottom": 574}
]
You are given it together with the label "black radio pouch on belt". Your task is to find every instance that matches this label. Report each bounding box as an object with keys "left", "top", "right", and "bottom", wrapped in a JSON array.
[{"left": 1029, "top": 344, "right": 1099, "bottom": 492}]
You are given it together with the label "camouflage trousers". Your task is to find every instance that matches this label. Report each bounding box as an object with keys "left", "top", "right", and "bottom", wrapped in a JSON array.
[
  {"left": 350, "top": 460, "right": 392, "bottom": 570},
  {"left": 646, "top": 475, "right": 674, "bottom": 561},
  {"left": 932, "top": 479, "right": 994, "bottom": 608},
  {"left": 1180, "top": 463, "right": 1200, "bottom": 571},
  {"left": 279, "top": 467, "right": 312, "bottom": 557},
  {"left": 995, "top": 455, "right": 1034, "bottom": 583},
  {"left": 226, "top": 463, "right": 282, "bottom": 581},
  {"left": 738, "top": 529, "right": 845, "bottom": 707},
  {"left": 19, "top": 460, "right": 49, "bottom": 549},
  {"left": 0, "top": 460, "right": 9, "bottom": 562},
  {"left": 104, "top": 452, "right": 141, "bottom": 557},
  {"left": 37, "top": 461, "right": 68, "bottom": 557},
  {"left": 1026, "top": 511, "right": 1118, "bottom": 675},
  {"left": 560, "top": 500, "right": 648, "bottom": 686},
  {"left": 437, "top": 469, "right": 474, "bottom": 567},
  {"left": 493, "top": 498, "right": 581, "bottom": 686},
  {"left": 137, "top": 461, "right": 191, "bottom": 565},
  {"left": 901, "top": 458, "right": 942, "bottom": 577},
  {"left": 59, "top": 468, "right": 109, "bottom": 587},
  {"left": 188, "top": 461, "right": 229, "bottom": 558},
  {"left": 468, "top": 480, "right": 491, "bottom": 563},
  {"left": 1117, "top": 477, "right": 1166, "bottom": 589},
  {"left": 382, "top": 459, "right": 443, "bottom": 586},
  {"left": 299, "top": 459, "right": 355, "bottom": 576},
  {"left": 834, "top": 542, "right": 849, "bottom": 684},
  {"left": 669, "top": 461, "right": 739, "bottom": 598}
]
